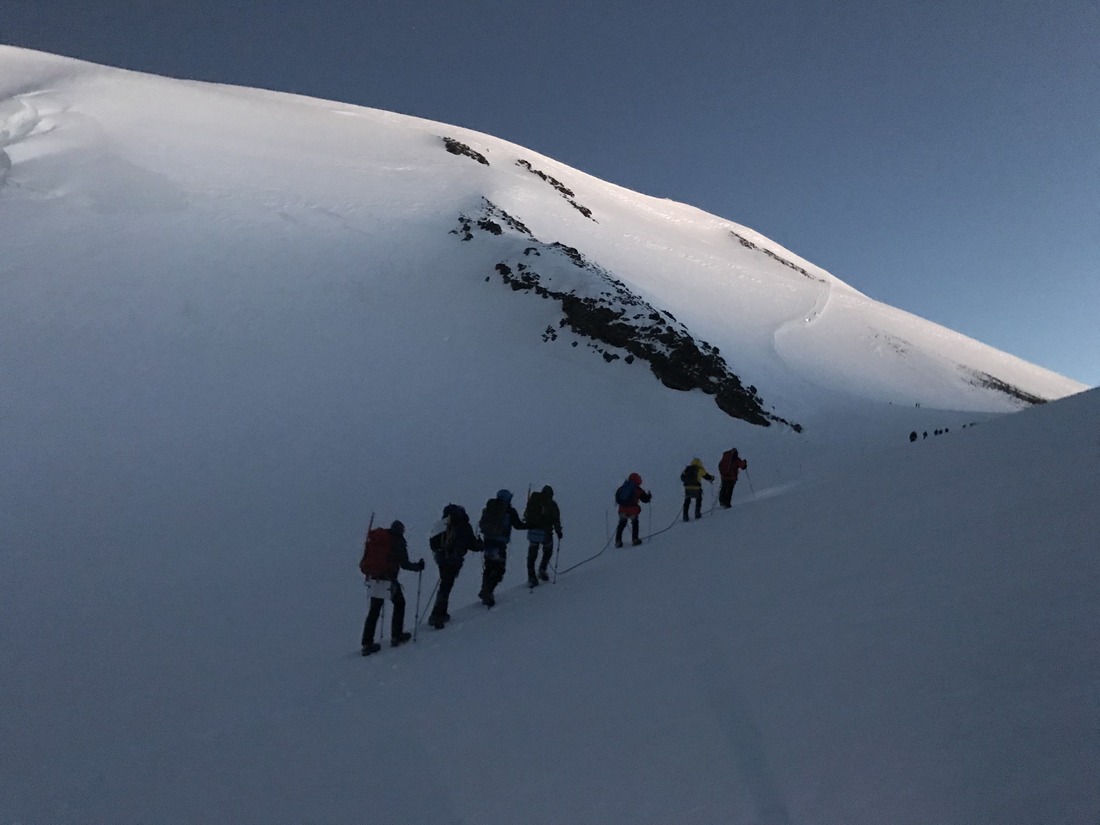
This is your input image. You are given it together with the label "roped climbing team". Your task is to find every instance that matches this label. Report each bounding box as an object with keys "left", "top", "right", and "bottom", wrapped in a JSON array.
[{"left": 359, "top": 447, "right": 747, "bottom": 655}]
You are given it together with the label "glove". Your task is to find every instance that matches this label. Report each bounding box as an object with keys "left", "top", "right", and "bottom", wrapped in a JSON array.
[
  {"left": 556, "top": 530, "right": 563, "bottom": 540},
  {"left": 414, "top": 559, "right": 426, "bottom": 573}
]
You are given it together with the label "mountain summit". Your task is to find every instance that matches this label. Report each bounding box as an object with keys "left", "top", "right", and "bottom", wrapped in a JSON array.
[{"left": 0, "top": 47, "right": 1082, "bottom": 441}]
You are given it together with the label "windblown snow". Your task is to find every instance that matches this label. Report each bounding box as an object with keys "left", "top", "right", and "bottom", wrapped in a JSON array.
[{"left": 0, "top": 46, "right": 1094, "bottom": 825}]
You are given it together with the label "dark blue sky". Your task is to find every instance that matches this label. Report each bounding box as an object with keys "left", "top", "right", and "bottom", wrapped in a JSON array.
[{"left": 6, "top": 0, "right": 1097, "bottom": 385}]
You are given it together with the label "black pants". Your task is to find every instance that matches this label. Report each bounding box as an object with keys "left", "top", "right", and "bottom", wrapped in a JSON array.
[
  {"left": 719, "top": 478, "right": 737, "bottom": 507},
  {"left": 615, "top": 515, "right": 640, "bottom": 544},
  {"left": 362, "top": 581, "right": 406, "bottom": 645},
  {"left": 481, "top": 543, "right": 507, "bottom": 598},
  {"left": 683, "top": 489, "right": 703, "bottom": 520},
  {"left": 431, "top": 561, "right": 462, "bottom": 620},
  {"left": 527, "top": 541, "right": 553, "bottom": 578}
]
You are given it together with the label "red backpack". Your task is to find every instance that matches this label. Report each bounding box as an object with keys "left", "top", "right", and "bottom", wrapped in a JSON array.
[{"left": 359, "top": 527, "right": 397, "bottom": 578}]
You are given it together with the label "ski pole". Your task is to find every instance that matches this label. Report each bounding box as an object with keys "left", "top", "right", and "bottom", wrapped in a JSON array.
[
  {"left": 359, "top": 512, "right": 376, "bottom": 591},
  {"left": 552, "top": 536, "right": 560, "bottom": 584},
  {"left": 378, "top": 598, "right": 386, "bottom": 645},
  {"left": 412, "top": 569, "right": 423, "bottom": 642},
  {"left": 745, "top": 468, "right": 756, "bottom": 500},
  {"left": 418, "top": 578, "right": 439, "bottom": 628}
]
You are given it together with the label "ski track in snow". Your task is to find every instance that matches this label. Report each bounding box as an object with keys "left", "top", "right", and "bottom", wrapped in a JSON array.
[{"left": 771, "top": 261, "right": 834, "bottom": 371}]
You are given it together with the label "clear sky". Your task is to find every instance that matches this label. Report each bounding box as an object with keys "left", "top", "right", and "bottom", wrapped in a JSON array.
[{"left": 5, "top": 0, "right": 1096, "bottom": 386}]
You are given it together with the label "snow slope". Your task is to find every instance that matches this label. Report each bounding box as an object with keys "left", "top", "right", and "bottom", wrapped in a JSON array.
[
  {"left": 0, "top": 47, "right": 1095, "bottom": 824},
  {"left": 3, "top": 386, "right": 1095, "bottom": 824}
]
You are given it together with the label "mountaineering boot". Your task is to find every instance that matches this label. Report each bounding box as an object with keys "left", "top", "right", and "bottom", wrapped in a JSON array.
[
  {"left": 391, "top": 631, "right": 412, "bottom": 648},
  {"left": 528, "top": 575, "right": 539, "bottom": 588},
  {"left": 479, "top": 590, "right": 495, "bottom": 607},
  {"left": 631, "top": 538, "right": 642, "bottom": 546},
  {"left": 428, "top": 614, "right": 445, "bottom": 630},
  {"left": 538, "top": 568, "right": 550, "bottom": 581},
  {"left": 362, "top": 642, "right": 382, "bottom": 656},
  {"left": 614, "top": 540, "right": 623, "bottom": 548}
]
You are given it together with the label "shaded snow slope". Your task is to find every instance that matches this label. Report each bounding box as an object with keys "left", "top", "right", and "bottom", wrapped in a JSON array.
[{"left": 3, "top": 381, "right": 1095, "bottom": 823}]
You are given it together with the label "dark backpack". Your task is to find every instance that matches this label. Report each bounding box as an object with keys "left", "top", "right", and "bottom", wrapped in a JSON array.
[
  {"left": 523, "top": 491, "right": 545, "bottom": 526},
  {"left": 479, "top": 498, "right": 509, "bottom": 539},
  {"left": 359, "top": 527, "right": 397, "bottom": 578},
  {"left": 680, "top": 464, "right": 695, "bottom": 484},
  {"left": 436, "top": 506, "right": 474, "bottom": 563},
  {"left": 615, "top": 480, "right": 636, "bottom": 506}
]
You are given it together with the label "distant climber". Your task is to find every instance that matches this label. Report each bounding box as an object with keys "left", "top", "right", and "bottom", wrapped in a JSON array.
[
  {"left": 427, "top": 504, "right": 482, "bottom": 629},
  {"left": 477, "top": 490, "right": 527, "bottom": 607},
  {"left": 614, "top": 473, "right": 652, "bottom": 547},
  {"left": 680, "top": 458, "right": 714, "bottom": 521},
  {"left": 523, "top": 485, "right": 563, "bottom": 587},
  {"left": 717, "top": 447, "right": 748, "bottom": 508},
  {"left": 359, "top": 520, "right": 425, "bottom": 655}
]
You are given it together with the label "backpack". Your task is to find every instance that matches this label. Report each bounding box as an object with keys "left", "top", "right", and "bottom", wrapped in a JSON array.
[
  {"left": 615, "top": 480, "right": 636, "bottom": 506},
  {"left": 479, "top": 498, "right": 509, "bottom": 540},
  {"left": 680, "top": 464, "right": 695, "bottom": 484},
  {"left": 436, "top": 506, "right": 473, "bottom": 563},
  {"left": 359, "top": 527, "right": 397, "bottom": 578},
  {"left": 523, "top": 491, "right": 545, "bottom": 526}
]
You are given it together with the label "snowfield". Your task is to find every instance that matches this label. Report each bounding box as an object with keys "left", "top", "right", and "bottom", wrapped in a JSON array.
[{"left": 0, "top": 46, "right": 1094, "bottom": 824}]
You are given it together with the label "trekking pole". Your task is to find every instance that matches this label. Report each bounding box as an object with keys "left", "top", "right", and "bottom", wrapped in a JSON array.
[
  {"left": 552, "top": 537, "right": 560, "bottom": 584},
  {"left": 378, "top": 599, "right": 386, "bottom": 645},
  {"left": 417, "top": 578, "right": 439, "bottom": 629},
  {"left": 745, "top": 469, "right": 756, "bottom": 500},
  {"left": 360, "top": 511, "right": 375, "bottom": 569},
  {"left": 412, "top": 569, "right": 423, "bottom": 642}
]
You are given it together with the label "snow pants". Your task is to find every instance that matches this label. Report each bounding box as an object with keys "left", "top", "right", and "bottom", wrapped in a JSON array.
[
  {"left": 362, "top": 580, "right": 406, "bottom": 645},
  {"left": 431, "top": 561, "right": 462, "bottom": 621},
  {"left": 682, "top": 489, "right": 704, "bottom": 520},
  {"left": 527, "top": 539, "right": 553, "bottom": 579},
  {"left": 615, "top": 514, "right": 640, "bottom": 545},
  {"left": 480, "top": 541, "right": 507, "bottom": 599},
  {"left": 718, "top": 478, "right": 737, "bottom": 508}
]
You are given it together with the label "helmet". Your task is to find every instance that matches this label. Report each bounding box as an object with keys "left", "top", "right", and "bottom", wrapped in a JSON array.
[
  {"left": 628, "top": 473, "right": 642, "bottom": 485},
  {"left": 496, "top": 489, "right": 512, "bottom": 502},
  {"left": 542, "top": 485, "right": 554, "bottom": 498},
  {"left": 390, "top": 520, "right": 405, "bottom": 534}
]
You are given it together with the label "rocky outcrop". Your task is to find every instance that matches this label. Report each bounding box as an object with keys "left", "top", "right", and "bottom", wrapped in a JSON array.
[
  {"left": 516, "top": 159, "right": 595, "bottom": 221},
  {"left": 731, "top": 230, "right": 825, "bottom": 284},
  {"left": 452, "top": 199, "right": 800, "bottom": 430},
  {"left": 961, "top": 367, "right": 1047, "bottom": 407},
  {"left": 442, "top": 136, "right": 489, "bottom": 166}
]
